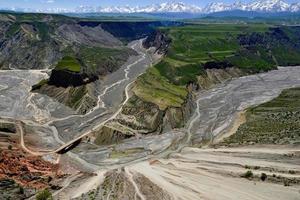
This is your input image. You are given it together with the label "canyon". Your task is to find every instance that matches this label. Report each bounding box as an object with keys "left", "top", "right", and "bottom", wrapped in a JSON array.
[{"left": 0, "top": 12, "right": 300, "bottom": 200}]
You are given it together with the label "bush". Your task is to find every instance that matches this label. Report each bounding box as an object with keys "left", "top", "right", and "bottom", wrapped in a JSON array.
[
  {"left": 260, "top": 173, "right": 267, "bottom": 181},
  {"left": 8, "top": 145, "right": 12, "bottom": 150},
  {"left": 36, "top": 189, "right": 53, "bottom": 200},
  {"left": 19, "top": 186, "right": 24, "bottom": 194},
  {"left": 283, "top": 180, "right": 290, "bottom": 187},
  {"left": 242, "top": 170, "right": 253, "bottom": 179},
  {"left": 288, "top": 170, "right": 296, "bottom": 174}
]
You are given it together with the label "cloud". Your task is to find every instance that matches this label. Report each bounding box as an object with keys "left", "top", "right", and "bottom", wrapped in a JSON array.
[{"left": 46, "top": 0, "right": 55, "bottom": 3}]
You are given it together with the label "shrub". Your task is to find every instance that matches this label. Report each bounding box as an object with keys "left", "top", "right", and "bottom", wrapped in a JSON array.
[
  {"left": 261, "top": 173, "right": 267, "bottom": 181},
  {"left": 8, "top": 145, "right": 12, "bottom": 150},
  {"left": 242, "top": 170, "right": 253, "bottom": 179},
  {"left": 288, "top": 170, "right": 296, "bottom": 174},
  {"left": 36, "top": 189, "right": 53, "bottom": 200},
  {"left": 283, "top": 180, "right": 290, "bottom": 187}
]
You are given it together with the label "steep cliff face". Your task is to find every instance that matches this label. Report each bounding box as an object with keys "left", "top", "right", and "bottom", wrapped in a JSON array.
[
  {"left": 0, "top": 13, "right": 129, "bottom": 70},
  {"left": 163, "top": 92, "right": 195, "bottom": 130},
  {"left": 35, "top": 81, "right": 98, "bottom": 114},
  {"left": 197, "top": 67, "right": 245, "bottom": 90},
  {"left": 0, "top": 22, "right": 61, "bottom": 69},
  {"left": 142, "top": 30, "right": 171, "bottom": 54},
  {"left": 48, "top": 70, "right": 96, "bottom": 88}
]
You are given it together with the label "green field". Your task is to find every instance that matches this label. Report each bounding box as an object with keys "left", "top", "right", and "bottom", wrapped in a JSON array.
[
  {"left": 134, "top": 67, "right": 188, "bottom": 110},
  {"left": 162, "top": 24, "right": 270, "bottom": 64},
  {"left": 222, "top": 87, "right": 300, "bottom": 145},
  {"left": 55, "top": 56, "right": 81, "bottom": 72},
  {"left": 134, "top": 24, "right": 300, "bottom": 110},
  {"left": 78, "top": 46, "right": 133, "bottom": 74},
  {"left": 55, "top": 46, "right": 133, "bottom": 74}
]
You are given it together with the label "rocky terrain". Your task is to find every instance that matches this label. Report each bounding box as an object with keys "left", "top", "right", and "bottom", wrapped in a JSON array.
[
  {"left": 90, "top": 29, "right": 249, "bottom": 145},
  {"left": 0, "top": 119, "right": 63, "bottom": 199},
  {"left": 52, "top": 66, "right": 300, "bottom": 200},
  {"left": 0, "top": 13, "right": 178, "bottom": 114},
  {"left": 1, "top": 12, "right": 300, "bottom": 199}
]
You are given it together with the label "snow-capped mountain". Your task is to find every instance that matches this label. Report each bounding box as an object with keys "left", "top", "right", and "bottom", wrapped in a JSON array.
[
  {"left": 95, "top": 2, "right": 202, "bottom": 13},
  {"left": 290, "top": 2, "right": 300, "bottom": 12},
  {"left": 144, "top": 2, "right": 202, "bottom": 13},
  {"left": 92, "top": 0, "right": 300, "bottom": 14},
  {"left": 97, "top": 5, "right": 135, "bottom": 13},
  {"left": 246, "top": 0, "right": 290, "bottom": 12},
  {"left": 203, "top": 2, "right": 232, "bottom": 13},
  {"left": 202, "top": 0, "right": 296, "bottom": 13},
  {"left": 3, "top": 0, "right": 300, "bottom": 14},
  {"left": 231, "top": 1, "right": 249, "bottom": 11}
]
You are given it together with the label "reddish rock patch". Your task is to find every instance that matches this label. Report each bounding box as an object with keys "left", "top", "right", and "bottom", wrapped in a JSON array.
[{"left": 0, "top": 147, "right": 59, "bottom": 189}]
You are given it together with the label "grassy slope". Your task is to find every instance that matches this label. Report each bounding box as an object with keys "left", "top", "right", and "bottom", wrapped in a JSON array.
[
  {"left": 134, "top": 24, "right": 272, "bottom": 109},
  {"left": 55, "top": 56, "right": 81, "bottom": 72},
  {"left": 54, "top": 46, "right": 133, "bottom": 74},
  {"left": 222, "top": 88, "right": 300, "bottom": 145}
]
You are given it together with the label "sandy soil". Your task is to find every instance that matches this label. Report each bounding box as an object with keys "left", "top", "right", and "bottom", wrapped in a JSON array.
[
  {"left": 126, "top": 146, "right": 300, "bottom": 200},
  {"left": 212, "top": 111, "right": 246, "bottom": 144}
]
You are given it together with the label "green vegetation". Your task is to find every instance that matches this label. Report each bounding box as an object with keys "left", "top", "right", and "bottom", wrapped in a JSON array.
[
  {"left": 31, "top": 79, "right": 49, "bottom": 90},
  {"left": 134, "top": 67, "right": 188, "bottom": 110},
  {"left": 36, "top": 189, "right": 53, "bottom": 200},
  {"left": 67, "top": 86, "right": 87, "bottom": 109},
  {"left": 32, "top": 22, "right": 50, "bottom": 40},
  {"left": 55, "top": 56, "right": 81, "bottom": 73},
  {"left": 161, "top": 24, "right": 270, "bottom": 64},
  {"left": 110, "top": 148, "right": 145, "bottom": 159},
  {"left": 241, "top": 170, "right": 254, "bottom": 179},
  {"left": 78, "top": 46, "right": 132, "bottom": 74},
  {"left": 55, "top": 46, "right": 133, "bottom": 74},
  {"left": 1, "top": 12, "right": 71, "bottom": 23},
  {"left": 223, "top": 87, "right": 300, "bottom": 145},
  {"left": 134, "top": 24, "right": 300, "bottom": 110},
  {"left": 6, "top": 23, "right": 21, "bottom": 37}
]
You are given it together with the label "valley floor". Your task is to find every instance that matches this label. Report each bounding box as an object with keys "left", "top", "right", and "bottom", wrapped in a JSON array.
[
  {"left": 54, "top": 66, "right": 300, "bottom": 200},
  {"left": 1, "top": 44, "right": 300, "bottom": 199},
  {"left": 57, "top": 145, "right": 300, "bottom": 200}
]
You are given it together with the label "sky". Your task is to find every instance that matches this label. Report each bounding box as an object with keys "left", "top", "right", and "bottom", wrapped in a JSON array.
[{"left": 0, "top": 0, "right": 299, "bottom": 10}]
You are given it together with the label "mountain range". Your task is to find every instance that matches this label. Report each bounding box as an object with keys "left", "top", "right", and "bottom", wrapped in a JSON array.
[{"left": 1, "top": 0, "right": 300, "bottom": 14}]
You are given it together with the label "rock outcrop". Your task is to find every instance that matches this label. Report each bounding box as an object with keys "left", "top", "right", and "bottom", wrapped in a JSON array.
[
  {"left": 197, "top": 67, "right": 245, "bottom": 90},
  {"left": 35, "top": 82, "right": 97, "bottom": 114},
  {"left": 143, "top": 30, "right": 171, "bottom": 54},
  {"left": 0, "top": 13, "right": 128, "bottom": 70}
]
